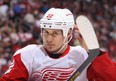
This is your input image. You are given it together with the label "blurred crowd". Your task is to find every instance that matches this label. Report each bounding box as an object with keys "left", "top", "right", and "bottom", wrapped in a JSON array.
[{"left": 0, "top": 0, "right": 116, "bottom": 76}]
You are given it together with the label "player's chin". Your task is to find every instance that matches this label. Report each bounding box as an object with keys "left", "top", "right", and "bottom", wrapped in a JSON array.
[
  {"left": 47, "top": 48, "right": 56, "bottom": 53},
  {"left": 45, "top": 46, "right": 53, "bottom": 50},
  {"left": 46, "top": 47, "right": 59, "bottom": 53}
]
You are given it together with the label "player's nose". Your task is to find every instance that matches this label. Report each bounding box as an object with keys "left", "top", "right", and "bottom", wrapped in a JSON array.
[{"left": 46, "top": 35, "right": 54, "bottom": 42}]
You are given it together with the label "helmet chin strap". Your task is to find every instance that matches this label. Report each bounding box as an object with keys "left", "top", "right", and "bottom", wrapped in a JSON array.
[{"left": 54, "top": 34, "right": 72, "bottom": 54}]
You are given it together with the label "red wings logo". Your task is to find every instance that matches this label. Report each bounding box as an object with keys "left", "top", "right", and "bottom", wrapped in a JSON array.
[
  {"left": 46, "top": 14, "right": 54, "bottom": 19},
  {"left": 30, "top": 66, "right": 74, "bottom": 81}
]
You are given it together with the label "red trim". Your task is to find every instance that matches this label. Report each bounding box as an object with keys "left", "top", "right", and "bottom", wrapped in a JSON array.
[
  {"left": 0, "top": 53, "right": 28, "bottom": 81},
  {"left": 59, "top": 46, "right": 70, "bottom": 58}
]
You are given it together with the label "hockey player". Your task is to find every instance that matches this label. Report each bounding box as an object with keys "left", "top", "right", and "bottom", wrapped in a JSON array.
[{"left": 0, "top": 8, "right": 88, "bottom": 81}]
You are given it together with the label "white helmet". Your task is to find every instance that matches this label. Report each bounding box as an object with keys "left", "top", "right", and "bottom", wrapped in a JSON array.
[{"left": 40, "top": 8, "right": 74, "bottom": 37}]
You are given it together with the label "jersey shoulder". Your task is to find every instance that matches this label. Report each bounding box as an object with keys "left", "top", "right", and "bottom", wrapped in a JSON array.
[
  {"left": 13, "top": 44, "right": 44, "bottom": 76},
  {"left": 14, "top": 44, "right": 41, "bottom": 56},
  {"left": 70, "top": 46, "right": 88, "bottom": 60}
]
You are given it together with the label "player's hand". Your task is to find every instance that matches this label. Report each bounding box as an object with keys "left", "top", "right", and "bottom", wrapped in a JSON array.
[{"left": 73, "top": 24, "right": 89, "bottom": 52}]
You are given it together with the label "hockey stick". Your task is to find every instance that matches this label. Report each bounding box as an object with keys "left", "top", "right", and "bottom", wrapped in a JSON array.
[{"left": 68, "top": 15, "right": 100, "bottom": 81}]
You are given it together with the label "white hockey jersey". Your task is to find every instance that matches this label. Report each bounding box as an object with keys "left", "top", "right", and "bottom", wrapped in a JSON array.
[{"left": 3, "top": 44, "right": 88, "bottom": 81}]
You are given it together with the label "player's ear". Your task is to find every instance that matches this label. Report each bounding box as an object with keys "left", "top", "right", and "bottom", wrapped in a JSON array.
[
  {"left": 40, "top": 33, "right": 43, "bottom": 37},
  {"left": 67, "top": 28, "right": 73, "bottom": 38},
  {"left": 40, "top": 28, "right": 43, "bottom": 38}
]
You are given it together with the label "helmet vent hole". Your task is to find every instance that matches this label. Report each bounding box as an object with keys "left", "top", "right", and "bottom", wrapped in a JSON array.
[
  {"left": 44, "top": 25, "right": 46, "bottom": 27},
  {"left": 49, "top": 26, "right": 51, "bottom": 27}
]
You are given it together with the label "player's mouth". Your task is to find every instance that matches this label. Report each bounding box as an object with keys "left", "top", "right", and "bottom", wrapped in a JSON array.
[{"left": 46, "top": 44, "right": 55, "bottom": 48}]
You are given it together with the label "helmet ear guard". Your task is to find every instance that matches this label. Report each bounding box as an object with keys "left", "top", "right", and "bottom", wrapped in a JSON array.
[{"left": 40, "top": 8, "right": 74, "bottom": 37}]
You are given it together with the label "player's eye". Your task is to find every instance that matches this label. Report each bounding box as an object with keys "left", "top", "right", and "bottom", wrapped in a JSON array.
[
  {"left": 52, "top": 32, "right": 59, "bottom": 37},
  {"left": 43, "top": 30, "right": 49, "bottom": 36}
]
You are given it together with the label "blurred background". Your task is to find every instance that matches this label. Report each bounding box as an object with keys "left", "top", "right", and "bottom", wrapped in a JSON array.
[{"left": 0, "top": 0, "right": 116, "bottom": 77}]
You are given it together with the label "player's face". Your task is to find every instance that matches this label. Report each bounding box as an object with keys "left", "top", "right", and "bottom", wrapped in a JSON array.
[{"left": 41, "top": 28, "right": 65, "bottom": 53}]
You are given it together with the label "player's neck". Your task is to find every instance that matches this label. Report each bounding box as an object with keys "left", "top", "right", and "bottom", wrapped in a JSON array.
[{"left": 58, "top": 44, "right": 68, "bottom": 54}]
